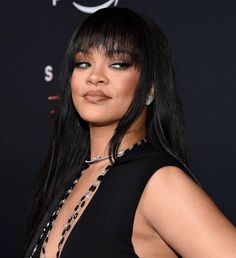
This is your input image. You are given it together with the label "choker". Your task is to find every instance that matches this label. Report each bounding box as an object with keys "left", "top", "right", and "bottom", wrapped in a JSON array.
[{"left": 85, "top": 137, "right": 147, "bottom": 165}]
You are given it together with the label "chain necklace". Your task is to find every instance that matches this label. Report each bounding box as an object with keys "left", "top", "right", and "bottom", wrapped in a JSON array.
[
  {"left": 85, "top": 149, "right": 125, "bottom": 164},
  {"left": 41, "top": 165, "right": 109, "bottom": 258},
  {"left": 29, "top": 137, "right": 147, "bottom": 258}
]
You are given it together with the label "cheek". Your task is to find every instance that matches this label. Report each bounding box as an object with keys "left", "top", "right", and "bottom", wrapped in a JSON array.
[
  {"left": 71, "top": 72, "right": 80, "bottom": 94},
  {"left": 71, "top": 71, "right": 85, "bottom": 101},
  {"left": 70, "top": 72, "right": 83, "bottom": 112},
  {"left": 116, "top": 75, "right": 140, "bottom": 103}
]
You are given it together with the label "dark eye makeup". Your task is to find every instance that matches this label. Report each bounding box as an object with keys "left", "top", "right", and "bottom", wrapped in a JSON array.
[
  {"left": 73, "top": 51, "right": 133, "bottom": 71},
  {"left": 110, "top": 62, "right": 132, "bottom": 70},
  {"left": 73, "top": 61, "right": 91, "bottom": 69}
]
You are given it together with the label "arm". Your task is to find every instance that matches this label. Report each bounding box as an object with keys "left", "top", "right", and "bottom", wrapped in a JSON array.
[{"left": 140, "top": 166, "right": 236, "bottom": 258}]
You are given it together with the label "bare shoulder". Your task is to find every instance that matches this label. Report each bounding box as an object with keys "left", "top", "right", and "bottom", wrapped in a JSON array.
[
  {"left": 140, "top": 165, "right": 203, "bottom": 210},
  {"left": 140, "top": 166, "right": 236, "bottom": 258},
  {"left": 145, "top": 165, "right": 198, "bottom": 190}
]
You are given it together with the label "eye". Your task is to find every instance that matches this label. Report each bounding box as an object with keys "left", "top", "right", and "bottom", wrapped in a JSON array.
[
  {"left": 110, "top": 62, "right": 132, "bottom": 70},
  {"left": 74, "top": 61, "right": 91, "bottom": 69}
]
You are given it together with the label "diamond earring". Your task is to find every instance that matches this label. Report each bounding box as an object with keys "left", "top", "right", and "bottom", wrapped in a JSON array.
[{"left": 145, "top": 95, "right": 154, "bottom": 105}]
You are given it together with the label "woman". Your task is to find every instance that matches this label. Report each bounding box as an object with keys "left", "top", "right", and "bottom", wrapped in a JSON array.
[{"left": 23, "top": 7, "right": 236, "bottom": 258}]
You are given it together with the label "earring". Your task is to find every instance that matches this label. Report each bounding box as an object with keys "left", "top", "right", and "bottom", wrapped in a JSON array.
[{"left": 145, "top": 95, "right": 154, "bottom": 105}]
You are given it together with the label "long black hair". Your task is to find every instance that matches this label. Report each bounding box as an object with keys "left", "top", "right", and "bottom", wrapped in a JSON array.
[{"left": 23, "top": 7, "right": 195, "bottom": 257}]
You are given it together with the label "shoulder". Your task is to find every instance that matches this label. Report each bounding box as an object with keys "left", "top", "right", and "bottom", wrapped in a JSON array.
[
  {"left": 143, "top": 165, "right": 198, "bottom": 195},
  {"left": 140, "top": 165, "right": 201, "bottom": 222},
  {"left": 139, "top": 165, "right": 213, "bottom": 225},
  {"left": 139, "top": 166, "right": 236, "bottom": 257}
]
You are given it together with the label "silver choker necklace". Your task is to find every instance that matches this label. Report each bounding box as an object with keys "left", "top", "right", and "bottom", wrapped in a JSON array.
[
  {"left": 85, "top": 151, "right": 124, "bottom": 164},
  {"left": 85, "top": 137, "right": 147, "bottom": 164}
]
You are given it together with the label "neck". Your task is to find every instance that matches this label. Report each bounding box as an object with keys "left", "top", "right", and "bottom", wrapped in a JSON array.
[{"left": 88, "top": 111, "right": 147, "bottom": 160}]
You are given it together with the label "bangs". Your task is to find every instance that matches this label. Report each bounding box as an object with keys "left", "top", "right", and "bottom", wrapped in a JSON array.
[{"left": 72, "top": 8, "right": 145, "bottom": 67}]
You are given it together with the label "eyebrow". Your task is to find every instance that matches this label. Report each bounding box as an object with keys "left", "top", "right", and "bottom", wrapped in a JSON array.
[{"left": 75, "top": 52, "right": 88, "bottom": 57}]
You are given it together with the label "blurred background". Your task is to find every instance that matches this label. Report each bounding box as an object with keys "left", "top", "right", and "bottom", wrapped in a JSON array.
[{"left": 0, "top": 0, "right": 235, "bottom": 257}]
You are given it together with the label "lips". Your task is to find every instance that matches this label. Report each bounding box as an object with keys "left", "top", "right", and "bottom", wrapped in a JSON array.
[{"left": 83, "top": 90, "right": 111, "bottom": 102}]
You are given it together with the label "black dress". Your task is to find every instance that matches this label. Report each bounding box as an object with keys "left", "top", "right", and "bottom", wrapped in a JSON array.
[{"left": 27, "top": 141, "right": 196, "bottom": 258}]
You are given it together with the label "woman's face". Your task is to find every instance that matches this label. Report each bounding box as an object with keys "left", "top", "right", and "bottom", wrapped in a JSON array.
[{"left": 71, "top": 47, "right": 140, "bottom": 126}]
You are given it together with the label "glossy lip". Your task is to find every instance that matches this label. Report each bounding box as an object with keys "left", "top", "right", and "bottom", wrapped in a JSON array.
[{"left": 83, "top": 90, "right": 112, "bottom": 102}]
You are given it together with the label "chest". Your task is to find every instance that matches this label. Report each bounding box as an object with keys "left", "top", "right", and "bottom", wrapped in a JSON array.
[{"left": 32, "top": 157, "right": 183, "bottom": 258}]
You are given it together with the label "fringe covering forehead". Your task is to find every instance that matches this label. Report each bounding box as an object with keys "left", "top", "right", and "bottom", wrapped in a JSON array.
[{"left": 73, "top": 11, "right": 144, "bottom": 67}]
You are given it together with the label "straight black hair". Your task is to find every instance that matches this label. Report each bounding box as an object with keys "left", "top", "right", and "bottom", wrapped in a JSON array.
[{"left": 23, "top": 7, "right": 196, "bottom": 257}]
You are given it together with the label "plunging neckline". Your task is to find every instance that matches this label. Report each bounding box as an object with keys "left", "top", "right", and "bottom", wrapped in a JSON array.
[
  {"left": 40, "top": 164, "right": 111, "bottom": 258},
  {"left": 59, "top": 175, "right": 106, "bottom": 257},
  {"left": 29, "top": 138, "right": 151, "bottom": 258}
]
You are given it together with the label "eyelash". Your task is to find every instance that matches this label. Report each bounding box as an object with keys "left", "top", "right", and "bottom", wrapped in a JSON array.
[
  {"left": 110, "top": 62, "right": 132, "bottom": 70},
  {"left": 74, "top": 62, "right": 90, "bottom": 69},
  {"left": 73, "top": 61, "right": 132, "bottom": 70}
]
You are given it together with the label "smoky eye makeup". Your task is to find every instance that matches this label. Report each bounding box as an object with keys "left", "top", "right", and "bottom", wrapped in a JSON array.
[
  {"left": 72, "top": 51, "right": 134, "bottom": 70},
  {"left": 108, "top": 53, "right": 134, "bottom": 70},
  {"left": 73, "top": 52, "right": 91, "bottom": 69},
  {"left": 109, "top": 62, "right": 133, "bottom": 70},
  {"left": 73, "top": 61, "right": 91, "bottom": 69}
]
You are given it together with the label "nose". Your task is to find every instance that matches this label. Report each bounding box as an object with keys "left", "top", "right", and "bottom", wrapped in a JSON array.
[{"left": 86, "top": 65, "right": 109, "bottom": 86}]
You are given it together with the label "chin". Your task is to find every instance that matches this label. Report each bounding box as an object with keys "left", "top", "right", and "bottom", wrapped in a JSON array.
[
  {"left": 74, "top": 103, "right": 127, "bottom": 127},
  {"left": 78, "top": 113, "right": 120, "bottom": 127}
]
